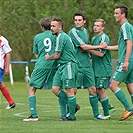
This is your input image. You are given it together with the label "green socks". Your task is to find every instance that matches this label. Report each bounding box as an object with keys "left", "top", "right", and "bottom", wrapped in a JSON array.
[
  {"left": 58, "top": 98, "right": 67, "bottom": 119},
  {"left": 56, "top": 90, "right": 68, "bottom": 104},
  {"left": 56, "top": 90, "right": 77, "bottom": 119},
  {"left": 28, "top": 95, "right": 37, "bottom": 117},
  {"left": 100, "top": 96, "right": 109, "bottom": 116},
  {"left": 114, "top": 88, "right": 132, "bottom": 111},
  {"left": 68, "top": 96, "right": 76, "bottom": 119},
  {"left": 131, "top": 94, "right": 133, "bottom": 105},
  {"left": 89, "top": 94, "right": 99, "bottom": 118}
]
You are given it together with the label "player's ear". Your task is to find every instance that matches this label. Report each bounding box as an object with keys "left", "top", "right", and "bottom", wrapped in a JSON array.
[{"left": 84, "top": 20, "right": 86, "bottom": 24}]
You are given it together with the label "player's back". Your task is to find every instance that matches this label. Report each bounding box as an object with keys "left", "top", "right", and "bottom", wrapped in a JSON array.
[{"left": 33, "top": 30, "right": 57, "bottom": 69}]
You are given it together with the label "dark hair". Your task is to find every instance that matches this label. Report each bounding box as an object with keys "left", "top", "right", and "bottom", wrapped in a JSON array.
[
  {"left": 115, "top": 5, "right": 128, "bottom": 18},
  {"left": 52, "top": 17, "right": 63, "bottom": 28},
  {"left": 39, "top": 18, "right": 51, "bottom": 30},
  {"left": 73, "top": 12, "right": 86, "bottom": 20}
]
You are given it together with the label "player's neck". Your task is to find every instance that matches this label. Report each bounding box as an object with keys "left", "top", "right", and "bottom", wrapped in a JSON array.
[
  {"left": 119, "top": 18, "right": 127, "bottom": 25},
  {"left": 76, "top": 26, "right": 84, "bottom": 30},
  {"left": 95, "top": 31, "right": 103, "bottom": 36}
]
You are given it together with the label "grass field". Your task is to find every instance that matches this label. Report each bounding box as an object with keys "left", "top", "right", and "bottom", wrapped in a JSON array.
[{"left": 0, "top": 82, "right": 133, "bottom": 133}]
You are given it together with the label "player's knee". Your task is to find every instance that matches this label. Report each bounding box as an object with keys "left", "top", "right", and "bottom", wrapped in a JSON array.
[
  {"left": 52, "top": 86, "right": 60, "bottom": 95},
  {"left": 109, "top": 82, "right": 118, "bottom": 92},
  {"left": 88, "top": 86, "right": 97, "bottom": 95}
]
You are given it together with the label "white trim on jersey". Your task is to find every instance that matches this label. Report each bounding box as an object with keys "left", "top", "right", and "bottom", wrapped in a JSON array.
[
  {"left": 0, "top": 35, "right": 12, "bottom": 69},
  {"left": 71, "top": 28, "right": 85, "bottom": 44}
]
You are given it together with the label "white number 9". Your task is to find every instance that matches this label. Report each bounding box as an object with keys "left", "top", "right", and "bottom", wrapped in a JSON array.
[{"left": 44, "top": 38, "right": 52, "bottom": 52}]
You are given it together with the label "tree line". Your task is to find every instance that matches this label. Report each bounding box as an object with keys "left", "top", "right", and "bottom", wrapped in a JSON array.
[{"left": 0, "top": 0, "right": 133, "bottom": 61}]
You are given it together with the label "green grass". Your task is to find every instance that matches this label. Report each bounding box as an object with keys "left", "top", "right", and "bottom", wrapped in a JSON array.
[{"left": 0, "top": 82, "right": 133, "bottom": 133}]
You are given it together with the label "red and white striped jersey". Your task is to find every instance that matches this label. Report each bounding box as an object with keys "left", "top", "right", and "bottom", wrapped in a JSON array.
[{"left": 0, "top": 35, "right": 12, "bottom": 69}]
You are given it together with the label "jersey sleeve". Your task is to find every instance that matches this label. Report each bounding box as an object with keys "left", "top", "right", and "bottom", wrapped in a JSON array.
[
  {"left": 68, "top": 28, "right": 85, "bottom": 47},
  {"left": 33, "top": 36, "right": 38, "bottom": 54},
  {"left": 55, "top": 33, "right": 64, "bottom": 52},
  {"left": 2, "top": 37, "right": 12, "bottom": 53},
  {"left": 100, "top": 34, "right": 110, "bottom": 55},
  {"left": 122, "top": 23, "right": 132, "bottom": 41}
]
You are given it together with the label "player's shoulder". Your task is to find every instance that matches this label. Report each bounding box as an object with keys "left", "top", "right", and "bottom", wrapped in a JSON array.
[
  {"left": 69, "top": 27, "right": 77, "bottom": 33},
  {"left": 0, "top": 35, "right": 9, "bottom": 46},
  {"left": 0, "top": 35, "right": 8, "bottom": 41},
  {"left": 35, "top": 30, "right": 53, "bottom": 38},
  {"left": 58, "top": 31, "right": 68, "bottom": 39},
  {"left": 121, "top": 21, "right": 132, "bottom": 29},
  {"left": 101, "top": 32, "right": 109, "bottom": 38}
]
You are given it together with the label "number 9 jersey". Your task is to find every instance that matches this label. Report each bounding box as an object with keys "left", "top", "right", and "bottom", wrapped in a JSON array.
[{"left": 33, "top": 30, "right": 57, "bottom": 69}]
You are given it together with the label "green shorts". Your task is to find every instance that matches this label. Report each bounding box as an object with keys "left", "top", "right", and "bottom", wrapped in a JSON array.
[
  {"left": 53, "top": 62, "right": 78, "bottom": 89},
  {"left": 76, "top": 67, "right": 95, "bottom": 88},
  {"left": 112, "top": 62, "right": 133, "bottom": 84},
  {"left": 29, "top": 68, "right": 56, "bottom": 89},
  {"left": 95, "top": 77, "right": 110, "bottom": 89}
]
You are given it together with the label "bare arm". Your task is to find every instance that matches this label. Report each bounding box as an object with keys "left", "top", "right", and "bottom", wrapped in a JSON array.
[
  {"left": 5, "top": 52, "right": 11, "bottom": 75},
  {"left": 89, "top": 50, "right": 104, "bottom": 57},
  {"left": 80, "top": 44, "right": 104, "bottom": 51},
  {"left": 35, "top": 54, "right": 38, "bottom": 58},
  {"left": 101, "top": 42, "right": 118, "bottom": 50},
  {"left": 122, "top": 40, "right": 133, "bottom": 72},
  {"left": 45, "top": 52, "right": 61, "bottom": 60}
]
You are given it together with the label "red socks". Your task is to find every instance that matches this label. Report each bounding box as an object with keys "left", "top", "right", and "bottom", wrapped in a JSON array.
[{"left": 0, "top": 86, "right": 14, "bottom": 104}]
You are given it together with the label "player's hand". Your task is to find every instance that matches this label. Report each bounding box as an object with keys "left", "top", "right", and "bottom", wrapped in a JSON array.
[
  {"left": 100, "top": 42, "right": 108, "bottom": 49},
  {"left": 45, "top": 53, "right": 50, "bottom": 60},
  {"left": 4, "top": 68, "right": 9, "bottom": 75},
  {"left": 122, "top": 61, "right": 128, "bottom": 72}
]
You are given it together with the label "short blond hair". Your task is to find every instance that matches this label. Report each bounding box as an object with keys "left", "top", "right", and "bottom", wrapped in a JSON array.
[{"left": 94, "top": 19, "right": 106, "bottom": 27}]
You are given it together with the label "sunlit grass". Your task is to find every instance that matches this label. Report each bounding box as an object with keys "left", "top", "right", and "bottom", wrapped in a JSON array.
[{"left": 0, "top": 82, "right": 133, "bottom": 133}]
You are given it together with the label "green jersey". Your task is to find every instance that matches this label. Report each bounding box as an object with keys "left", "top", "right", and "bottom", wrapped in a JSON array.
[
  {"left": 55, "top": 31, "right": 77, "bottom": 65},
  {"left": 91, "top": 32, "right": 112, "bottom": 77},
  {"left": 33, "top": 30, "right": 57, "bottom": 69},
  {"left": 118, "top": 21, "right": 133, "bottom": 63},
  {"left": 69, "top": 27, "right": 91, "bottom": 67}
]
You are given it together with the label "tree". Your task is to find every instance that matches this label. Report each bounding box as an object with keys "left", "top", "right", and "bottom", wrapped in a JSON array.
[{"left": 0, "top": 0, "right": 133, "bottom": 61}]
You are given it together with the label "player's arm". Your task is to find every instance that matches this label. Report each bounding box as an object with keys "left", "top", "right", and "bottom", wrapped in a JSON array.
[
  {"left": 5, "top": 52, "right": 11, "bottom": 75},
  {"left": 35, "top": 54, "right": 38, "bottom": 58},
  {"left": 122, "top": 40, "right": 133, "bottom": 72},
  {"left": 88, "top": 50, "right": 104, "bottom": 57},
  {"left": 80, "top": 43, "right": 105, "bottom": 51},
  {"left": 69, "top": 29, "right": 101, "bottom": 50},
  {"left": 45, "top": 52, "right": 61, "bottom": 60},
  {"left": 101, "top": 42, "right": 118, "bottom": 50}
]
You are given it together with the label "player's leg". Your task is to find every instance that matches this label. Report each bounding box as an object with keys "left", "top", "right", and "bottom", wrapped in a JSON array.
[
  {"left": 127, "top": 83, "right": 133, "bottom": 105},
  {"left": 74, "top": 67, "right": 85, "bottom": 113},
  {"left": 23, "top": 86, "right": 38, "bottom": 122},
  {"left": 52, "top": 70, "right": 68, "bottom": 104},
  {"left": 87, "top": 86, "right": 99, "bottom": 118},
  {"left": 23, "top": 68, "right": 48, "bottom": 122},
  {"left": 96, "top": 77, "right": 113, "bottom": 116},
  {"left": 52, "top": 70, "right": 68, "bottom": 121},
  {"left": 52, "top": 85, "right": 68, "bottom": 121},
  {"left": 97, "top": 93, "right": 115, "bottom": 114},
  {"left": 110, "top": 63, "right": 133, "bottom": 120},
  {"left": 70, "top": 67, "right": 84, "bottom": 115},
  {"left": 0, "top": 82, "right": 16, "bottom": 109},
  {"left": 46, "top": 68, "right": 57, "bottom": 89},
  {"left": 0, "top": 68, "right": 15, "bottom": 109},
  {"left": 97, "top": 77, "right": 115, "bottom": 114},
  {"left": 126, "top": 70, "right": 133, "bottom": 105},
  {"left": 65, "top": 88, "right": 76, "bottom": 121},
  {"left": 97, "top": 88, "right": 110, "bottom": 117},
  {"left": 84, "top": 67, "right": 99, "bottom": 118},
  {"left": 63, "top": 62, "right": 78, "bottom": 121}
]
